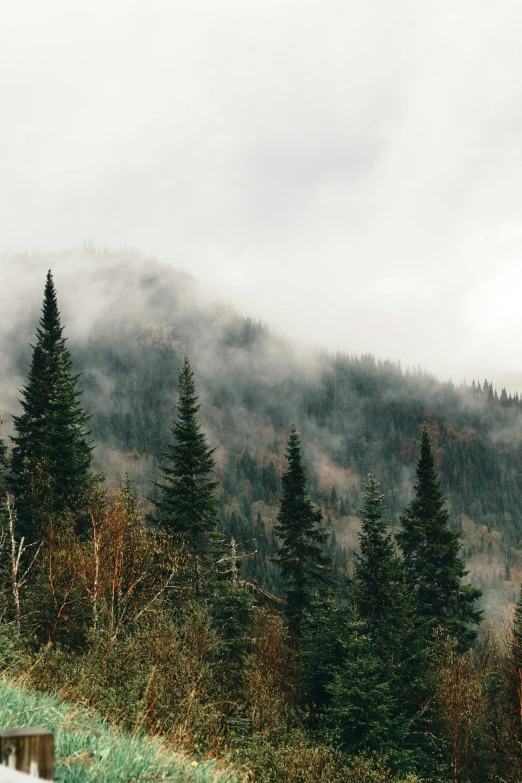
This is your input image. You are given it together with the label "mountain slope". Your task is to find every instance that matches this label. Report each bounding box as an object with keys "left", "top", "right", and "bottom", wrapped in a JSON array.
[{"left": 2, "top": 247, "right": 522, "bottom": 612}]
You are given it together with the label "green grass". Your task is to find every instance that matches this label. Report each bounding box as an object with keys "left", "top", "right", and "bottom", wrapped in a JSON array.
[{"left": 0, "top": 678, "right": 241, "bottom": 783}]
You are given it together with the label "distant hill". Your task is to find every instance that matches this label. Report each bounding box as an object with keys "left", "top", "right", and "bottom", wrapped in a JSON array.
[{"left": 2, "top": 247, "right": 522, "bottom": 614}]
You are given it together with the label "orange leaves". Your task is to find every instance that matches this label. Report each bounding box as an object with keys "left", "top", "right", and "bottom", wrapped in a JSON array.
[{"left": 79, "top": 486, "right": 184, "bottom": 639}]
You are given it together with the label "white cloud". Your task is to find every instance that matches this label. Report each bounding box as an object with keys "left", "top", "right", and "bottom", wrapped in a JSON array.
[{"left": 2, "top": 0, "right": 522, "bottom": 389}]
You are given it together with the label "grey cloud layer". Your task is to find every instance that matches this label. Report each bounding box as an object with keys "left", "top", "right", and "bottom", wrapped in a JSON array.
[{"left": 2, "top": 0, "right": 522, "bottom": 389}]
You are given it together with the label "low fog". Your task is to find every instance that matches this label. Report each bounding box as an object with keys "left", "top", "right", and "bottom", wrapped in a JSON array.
[
  {"left": 2, "top": 1, "right": 522, "bottom": 389},
  {"left": 0, "top": 248, "right": 326, "bottom": 427}
]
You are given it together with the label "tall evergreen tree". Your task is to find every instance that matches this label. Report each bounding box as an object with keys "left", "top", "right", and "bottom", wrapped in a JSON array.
[
  {"left": 491, "top": 584, "right": 522, "bottom": 781},
  {"left": 0, "top": 420, "right": 7, "bottom": 498},
  {"left": 298, "top": 596, "right": 348, "bottom": 715},
  {"left": 354, "top": 473, "right": 420, "bottom": 664},
  {"left": 0, "top": 420, "right": 8, "bottom": 581},
  {"left": 354, "top": 472, "right": 435, "bottom": 771},
  {"left": 325, "top": 613, "right": 409, "bottom": 764},
  {"left": 152, "top": 356, "right": 221, "bottom": 595},
  {"left": 9, "top": 271, "right": 94, "bottom": 542},
  {"left": 211, "top": 537, "right": 255, "bottom": 676},
  {"left": 354, "top": 472, "right": 400, "bottom": 634},
  {"left": 273, "top": 423, "right": 332, "bottom": 636},
  {"left": 396, "top": 424, "right": 482, "bottom": 646}
]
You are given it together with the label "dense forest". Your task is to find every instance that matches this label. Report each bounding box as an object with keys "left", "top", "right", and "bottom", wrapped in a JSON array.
[
  {"left": 3, "top": 251, "right": 522, "bottom": 781},
  {"left": 4, "top": 249, "right": 521, "bottom": 611}
]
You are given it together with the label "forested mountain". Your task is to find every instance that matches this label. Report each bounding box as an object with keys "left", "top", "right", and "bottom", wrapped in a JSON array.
[
  {"left": 3, "top": 247, "right": 522, "bottom": 611},
  {"left": 5, "top": 249, "right": 522, "bottom": 782}
]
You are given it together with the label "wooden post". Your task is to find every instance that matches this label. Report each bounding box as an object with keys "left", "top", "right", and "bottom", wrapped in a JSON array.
[{"left": 0, "top": 729, "right": 53, "bottom": 780}]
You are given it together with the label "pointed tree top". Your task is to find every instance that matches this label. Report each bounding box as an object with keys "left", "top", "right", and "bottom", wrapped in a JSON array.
[
  {"left": 43, "top": 270, "right": 58, "bottom": 310},
  {"left": 179, "top": 356, "right": 196, "bottom": 389},
  {"left": 416, "top": 422, "right": 437, "bottom": 477},
  {"left": 122, "top": 469, "right": 134, "bottom": 495},
  {"left": 121, "top": 470, "right": 139, "bottom": 517},
  {"left": 289, "top": 421, "right": 300, "bottom": 441},
  {"left": 359, "top": 471, "right": 387, "bottom": 528},
  {"left": 363, "top": 470, "right": 380, "bottom": 495},
  {"left": 176, "top": 356, "right": 201, "bottom": 418},
  {"left": 38, "top": 270, "right": 64, "bottom": 347},
  {"left": 285, "top": 423, "right": 306, "bottom": 472}
]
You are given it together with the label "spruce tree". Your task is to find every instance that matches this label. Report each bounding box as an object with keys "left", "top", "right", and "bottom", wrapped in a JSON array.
[
  {"left": 354, "top": 472, "right": 434, "bottom": 770},
  {"left": 325, "top": 613, "right": 409, "bottom": 763},
  {"left": 0, "top": 421, "right": 7, "bottom": 498},
  {"left": 298, "top": 596, "right": 348, "bottom": 714},
  {"left": 273, "top": 423, "right": 332, "bottom": 636},
  {"left": 495, "top": 584, "right": 522, "bottom": 780},
  {"left": 152, "top": 356, "right": 221, "bottom": 595},
  {"left": 9, "top": 271, "right": 94, "bottom": 542},
  {"left": 354, "top": 472, "right": 400, "bottom": 633},
  {"left": 0, "top": 423, "right": 8, "bottom": 601},
  {"left": 212, "top": 537, "right": 255, "bottom": 674},
  {"left": 396, "top": 424, "right": 482, "bottom": 646},
  {"left": 354, "top": 473, "right": 417, "bottom": 663}
]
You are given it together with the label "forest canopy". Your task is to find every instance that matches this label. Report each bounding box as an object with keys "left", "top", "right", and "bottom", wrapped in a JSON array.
[{"left": 1, "top": 257, "right": 522, "bottom": 782}]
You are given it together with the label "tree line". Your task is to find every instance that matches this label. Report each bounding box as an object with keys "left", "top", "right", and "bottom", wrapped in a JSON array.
[{"left": 2, "top": 272, "right": 522, "bottom": 782}]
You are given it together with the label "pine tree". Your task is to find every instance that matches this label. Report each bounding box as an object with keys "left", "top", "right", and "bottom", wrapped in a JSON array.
[
  {"left": 0, "top": 420, "right": 7, "bottom": 498},
  {"left": 354, "top": 472, "right": 435, "bottom": 770},
  {"left": 330, "top": 484, "right": 338, "bottom": 510},
  {"left": 152, "top": 356, "right": 221, "bottom": 595},
  {"left": 325, "top": 613, "right": 409, "bottom": 763},
  {"left": 396, "top": 424, "right": 482, "bottom": 646},
  {"left": 354, "top": 472, "right": 399, "bottom": 633},
  {"left": 354, "top": 473, "right": 418, "bottom": 664},
  {"left": 273, "top": 423, "right": 332, "bottom": 636},
  {"left": 212, "top": 537, "right": 255, "bottom": 673},
  {"left": 9, "top": 271, "right": 94, "bottom": 542},
  {"left": 0, "top": 422, "right": 8, "bottom": 605},
  {"left": 298, "top": 596, "right": 348, "bottom": 714},
  {"left": 493, "top": 584, "right": 522, "bottom": 780}
]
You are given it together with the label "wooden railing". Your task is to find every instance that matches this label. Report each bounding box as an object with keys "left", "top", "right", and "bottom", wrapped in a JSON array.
[{"left": 0, "top": 729, "right": 53, "bottom": 780}]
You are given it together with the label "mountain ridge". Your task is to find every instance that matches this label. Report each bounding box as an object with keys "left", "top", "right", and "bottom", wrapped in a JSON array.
[{"left": 3, "top": 247, "right": 522, "bottom": 614}]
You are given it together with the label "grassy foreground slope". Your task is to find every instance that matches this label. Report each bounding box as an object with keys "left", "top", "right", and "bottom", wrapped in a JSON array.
[{"left": 0, "top": 678, "right": 239, "bottom": 783}]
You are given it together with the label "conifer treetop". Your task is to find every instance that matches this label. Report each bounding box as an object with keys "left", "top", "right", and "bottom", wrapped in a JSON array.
[
  {"left": 412, "top": 423, "right": 445, "bottom": 516},
  {"left": 152, "top": 356, "right": 222, "bottom": 593},
  {"left": 9, "top": 270, "right": 94, "bottom": 541},
  {"left": 396, "top": 422, "right": 482, "bottom": 646},
  {"left": 274, "top": 422, "right": 332, "bottom": 634},
  {"left": 355, "top": 471, "right": 398, "bottom": 623},
  {"left": 37, "top": 271, "right": 65, "bottom": 349}
]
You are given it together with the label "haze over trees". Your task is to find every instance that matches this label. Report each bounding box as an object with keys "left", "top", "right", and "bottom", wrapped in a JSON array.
[{"left": 2, "top": 258, "right": 522, "bottom": 781}]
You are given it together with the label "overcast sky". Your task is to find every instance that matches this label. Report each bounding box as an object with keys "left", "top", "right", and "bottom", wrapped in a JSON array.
[{"left": 2, "top": 0, "right": 522, "bottom": 390}]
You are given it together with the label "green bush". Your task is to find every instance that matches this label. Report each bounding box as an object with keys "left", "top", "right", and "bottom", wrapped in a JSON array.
[
  {"left": 0, "top": 623, "right": 29, "bottom": 674},
  {"left": 28, "top": 604, "right": 234, "bottom": 756},
  {"left": 233, "top": 729, "right": 422, "bottom": 783}
]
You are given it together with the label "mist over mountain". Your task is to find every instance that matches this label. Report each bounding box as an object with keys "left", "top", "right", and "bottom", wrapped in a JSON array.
[{"left": 3, "top": 247, "right": 522, "bottom": 612}]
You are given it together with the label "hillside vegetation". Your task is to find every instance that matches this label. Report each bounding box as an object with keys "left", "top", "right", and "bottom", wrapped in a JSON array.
[
  {"left": 2, "top": 249, "right": 522, "bottom": 782},
  {"left": 0, "top": 675, "right": 238, "bottom": 783},
  {"left": 2, "top": 249, "right": 519, "bottom": 611}
]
